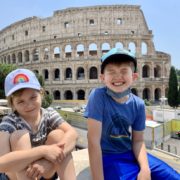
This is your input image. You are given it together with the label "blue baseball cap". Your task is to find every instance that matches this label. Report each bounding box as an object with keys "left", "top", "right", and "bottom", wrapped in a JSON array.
[
  {"left": 5, "top": 68, "right": 41, "bottom": 97},
  {"left": 101, "top": 48, "right": 137, "bottom": 73}
]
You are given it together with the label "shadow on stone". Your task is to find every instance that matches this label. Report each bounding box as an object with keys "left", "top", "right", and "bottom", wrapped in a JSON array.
[{"left": 76, "top": 167, "right": 91, "bottom": 180}]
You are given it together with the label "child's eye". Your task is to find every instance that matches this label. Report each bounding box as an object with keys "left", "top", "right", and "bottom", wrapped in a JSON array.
[
  {"left": 122, "top": 70, "right": 128, "bottom": 74},
  {"left": 31, "top": 95, "right": 37, "bottom": 100},
  {"left": 17, "top": 101, "right": 24, "bottom": 104},
  {"left": 107, "top": 70, "right": 115, "bottom": 75}
]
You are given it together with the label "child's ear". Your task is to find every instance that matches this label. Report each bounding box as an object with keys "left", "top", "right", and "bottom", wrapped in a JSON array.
[
  {"left": 133, "top": 73, "right": 138, "bottom": 81},
  {"left": 100, "top": 74, "right": 105, "bottom": 82}
]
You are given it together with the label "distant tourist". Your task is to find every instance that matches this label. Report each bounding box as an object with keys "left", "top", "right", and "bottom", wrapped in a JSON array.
[
  {"left": 0, "top": 68, "right": 78, "bottom": 180},
  {"left": 85, "top": 48, "right": 180, "bottom": 179}
]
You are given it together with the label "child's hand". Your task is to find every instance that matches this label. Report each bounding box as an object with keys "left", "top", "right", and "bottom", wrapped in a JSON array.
[
  {"left": 44, "top": 143, "right": 65, "bottom": 164},
  {"left": 26, "top": 159, "right": 53, "bottom": 179},
  {"left": 137, "top": 168, "right": 151, "bottom": 180}
]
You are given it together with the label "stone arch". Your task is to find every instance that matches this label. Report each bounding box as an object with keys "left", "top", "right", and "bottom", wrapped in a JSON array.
[
  {"left": 64, "top": 90, "right": 73, "bottom": 100},
  {"left": 154, "top": 65, "right": 161, "bottom": 78},
  {"left": 54, "top": 47, "right": 60, "bottom": 58},
  {"left": 24, "top": 50, "right": 30, "bottom": 62},
  {"left": 43, "top": 69, "right": 49, "bottom": 80},
  {"left": 65, "top": 44, "right": 72, "bottom": 58},
  {"left": 65, "top": 68, "right": 72, "bottom": 80},
  {"left": 154, "top": 88, "right": 161, "bottom": 101},
  {"left": 101, "top": 42, "right": 110, "bottom": 54},
  {"left": 128, "top": 42, "right": 136, "bottom": 54},
  {"left": 141, "top": 42, "right": 147, "bottom": 55},
  {"left": 89, "top": 43, "right": 97, "bottom": 56},
  {"left": 54, "top": 68, "right": 60, "bottom": 80},
  {"left": 142, "top": 65, "right": 150, "bottom": 78},
  {"left": 7, "top": 55, "right": 10, "bottom": 64},
  {"left": 89, "top": 66, "right": 98, "bottom": 79},
  {"left": 18, "top": 52, "right": 22, "bottom": 63},
  {"left": 12, "top": 53, "right": 16, "bottom": 64},
  {"left": 115, "top": 42, "right": 124, "bottom": 49},
  {"left": 3, "top": 56, "right": 6, "bottom": 64},
  {"left": 33, "top": 49, "right": 39, "bottom": 61},
  {"left": 77, "top": 67, "right": 85, "bottom": 80},
  {"left": 77, "top": 89, "right": 85, "bottom": 100},
  {"left": 44, "top": 48, "right": 49, "bottom": 60},
  {"left": 53, "top": 90, "right": 61, "bottom": 100},
  {"left": 45, "top": 91, "right": 50, "bottom": 95},
  {"left": 76, "top": 44, "right": 84, "bottom": 57},
  {"left": 143, "top": 88, "right": 150, "bottom": 100}
]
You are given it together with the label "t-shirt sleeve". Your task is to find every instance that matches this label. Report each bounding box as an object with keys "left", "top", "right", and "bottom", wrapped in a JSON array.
[
  {"left": 132, "top": 100, "right": 146, "bottom": 131},
  {"left": 47, "top": 108, "right": 65, "bottom": 129},
  {"left": 84, "top": 88, "right": 104, "bottom": 122},
  {"left": 0, "top": 115, "right": 16, "bottom": 133}
]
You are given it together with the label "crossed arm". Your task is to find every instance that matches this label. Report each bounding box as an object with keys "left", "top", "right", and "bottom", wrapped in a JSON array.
[
  {"left": 0, "top": 141, "right": 64, "bottom": 172},
  {"left": 0, "top": 122, "right": 78, "bottom": 174}
]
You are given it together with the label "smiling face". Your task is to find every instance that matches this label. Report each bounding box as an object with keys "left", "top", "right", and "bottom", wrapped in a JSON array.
[
  {"left": 100, "top": 61, "right": 138, "bottom": 93},
  {"left": 11, "top": 88, "right": 42, "bottom": 120}
]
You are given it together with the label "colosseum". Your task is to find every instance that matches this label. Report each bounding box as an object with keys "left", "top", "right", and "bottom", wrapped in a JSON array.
[{"left": 0, "top": 5, "right": 170, "bottom": 102}]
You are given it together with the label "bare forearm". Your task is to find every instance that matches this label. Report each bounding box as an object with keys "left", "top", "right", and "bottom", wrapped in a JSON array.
[
  {"left": 0, "top": 146, "right": 46, "bottom": 172},
  {"left": 88, "top": 144, "right": 104, "bottom": 180},
  {"left": 132, "top": 141, "right": 149, "bottom": 170}
]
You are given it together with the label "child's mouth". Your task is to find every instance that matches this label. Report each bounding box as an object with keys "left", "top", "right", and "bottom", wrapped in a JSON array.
[{"left": 113, "top": 82, "right": 124, "bottom": 86}]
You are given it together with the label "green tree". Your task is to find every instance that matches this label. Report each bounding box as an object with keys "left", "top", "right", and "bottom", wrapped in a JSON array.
[
  {"left": 178, "top": 86, "right": 180, "bottom": 106},
  {"left": 168, "top": 66, "right": 178, "bottom": 108},
  {"left": 42, "top": 92, "right": 53, "bottom": 108},
  {"left": 176, "top": 68, "right": 180, "bottom": 86},
  {"left": 36, "top": 74, "right": 53, "bottom": 108},
  {"left": 0, "top": 64, "right": 17, "bottom": 98}
]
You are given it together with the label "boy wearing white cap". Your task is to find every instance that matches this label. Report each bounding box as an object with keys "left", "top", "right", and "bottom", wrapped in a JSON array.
[
  {"left": 85, "top": 48, "right": 180, "bottom": 180},
  {"left": 0, "top": 69, "right": 78, "bottom": 180}
]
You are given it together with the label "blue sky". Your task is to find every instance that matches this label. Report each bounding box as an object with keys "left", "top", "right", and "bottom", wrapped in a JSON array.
[{"left": 0, "top": 0, "right": 180, "bottom": 69}]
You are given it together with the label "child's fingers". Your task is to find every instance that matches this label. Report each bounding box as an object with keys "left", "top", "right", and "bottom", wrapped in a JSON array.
[{"left": 26, "top": 165, "right": 42, "bottom": 179}]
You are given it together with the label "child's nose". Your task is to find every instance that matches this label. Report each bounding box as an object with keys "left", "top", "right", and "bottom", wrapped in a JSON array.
[
  {"left": 25, "top": 101, "right": 33, "bottom": 108},
  {"left": 114, "top": 72, "right": 123, "bottom": 79}
]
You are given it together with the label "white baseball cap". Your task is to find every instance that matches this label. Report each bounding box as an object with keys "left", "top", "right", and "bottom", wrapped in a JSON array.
[{"left": 5, "top": 68, "right": 41, "bottom": 97}]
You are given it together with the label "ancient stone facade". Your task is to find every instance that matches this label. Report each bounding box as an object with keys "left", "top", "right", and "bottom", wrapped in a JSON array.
[{"left": 0, "top": 5, "right": 170, "bottom": 101}]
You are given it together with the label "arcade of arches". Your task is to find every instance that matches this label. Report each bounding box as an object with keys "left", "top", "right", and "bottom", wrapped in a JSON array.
[{"left": 0, "top": 5, "right": 170, "bottom": 102}]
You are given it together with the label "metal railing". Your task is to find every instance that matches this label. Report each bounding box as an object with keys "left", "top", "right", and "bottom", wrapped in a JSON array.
[{"left": 155, "top": 142, "right": 180, "bottom": 158}]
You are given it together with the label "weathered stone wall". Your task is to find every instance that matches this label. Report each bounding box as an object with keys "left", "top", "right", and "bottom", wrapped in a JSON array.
[{"left": 0, "top": 5, "right": 170, "bottom": 101}]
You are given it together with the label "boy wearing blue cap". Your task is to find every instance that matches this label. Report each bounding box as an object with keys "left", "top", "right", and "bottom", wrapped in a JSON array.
[
  {"left": 0, "top": 69, "right": 78, "bottom": 180},
  {"left": 85, "top": 48, "right": 180, "bottom": 180}
]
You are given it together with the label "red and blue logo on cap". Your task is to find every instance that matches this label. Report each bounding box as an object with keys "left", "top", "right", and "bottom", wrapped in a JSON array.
[{"left": 13, "top": 74, "right": 29, "bottom": 84}]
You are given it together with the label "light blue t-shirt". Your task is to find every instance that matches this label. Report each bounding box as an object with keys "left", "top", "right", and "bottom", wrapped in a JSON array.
[{"left": 84, "top": 87, "right": 146, "bottom": 154}]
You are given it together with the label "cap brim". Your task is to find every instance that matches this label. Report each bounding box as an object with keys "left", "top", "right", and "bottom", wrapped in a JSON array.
[{"left": 6, "top": 84, "right": 41, "bottom": 97}]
